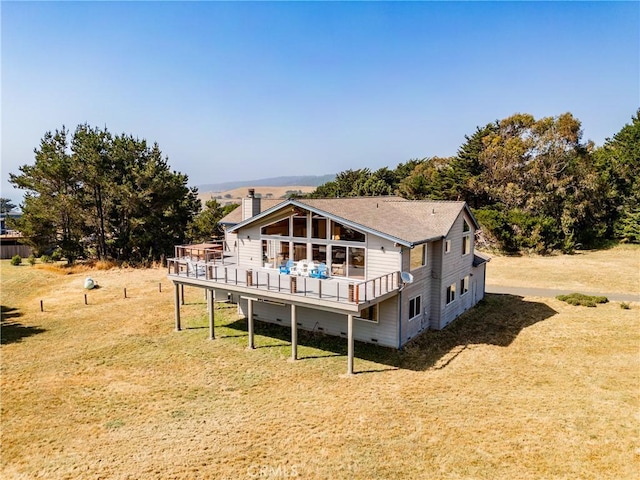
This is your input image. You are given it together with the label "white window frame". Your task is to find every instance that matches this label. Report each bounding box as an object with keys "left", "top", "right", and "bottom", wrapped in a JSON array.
[
  {"left": 462, "top": 235, "right": 471, "bottom": 256},
  {"left": 410, "top": 244, "right": 427, "bottom": 271},
  {"left": 461, "top": 275, "right": 469, "bottom": 295},
  {"left": 445, "top": 239, "right": 451, "bottom": 254},
  {"left": 446, "top": 283, "right": 456, "bottom": 304},
  {"left": 409, "top": 295, "right": 422, "bottom": 321}
]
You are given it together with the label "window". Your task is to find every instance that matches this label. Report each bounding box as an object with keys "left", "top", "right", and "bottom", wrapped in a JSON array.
[
  {"left": 409, "top": 295, "right": 421, "bottom": 320},
  {"left": 262, "top": 218, "right": 289, "bottom": 236},
  {"left": 292, "top": 215, "right": 307, "bottom": 237},
  {"left": 445, "top": 239, "right": 451, "bottom": 253},
  {"left": 446, "top": 283, "right": 456, "bottom": 304},
  {"left": 410, "top": 244, "right": 427, "bottom": 271},
  {"left": 331, "top": 221, "right": 365, "bottom": 242},
  {"left": 462, "top": 236, "right": 470, "bottom": 255},
  {"left": 311, "top": 215, "right": 327, "bottom": 239},
  {"left": 293, "top": 243, "right": 307, "bottom": 261},
  {"left": 348, "top": 247, "right": 365, "bottom": 279},
  {"left": 357, "top": 305, "right": 378, "bottom": 323},
  {"left": 463, "top": 219, "right": 470, "bottom": 232},
  {"left": 461, "top": 276, "right": 469, "bottom": 295},
  {"left": 311, "top": 244, "right": 327, "bottom": 263}
]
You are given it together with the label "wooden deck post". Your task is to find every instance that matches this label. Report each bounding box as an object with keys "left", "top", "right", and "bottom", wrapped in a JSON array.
[
  {"left": 291, "top": 304, "right": 298, "bottom": 361},
  {"left": 174, "top": 283, "right": 181, "bottom": 331},
  {"left": 180, "top": 284, "right": 185, "bottom": 305},
  {"left": 247, "top": 298, "right": 255, "bottom": 349},
  {"left": 208, "top": 289, "right": 215, "bottom": 340},
  {"left": 347, "top": 314, "right": 354, "bottom": 375}
]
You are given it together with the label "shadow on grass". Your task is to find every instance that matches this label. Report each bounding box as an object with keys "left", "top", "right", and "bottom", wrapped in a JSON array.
[
  {"left": 1, "top": 305, "right": 46, "bottom": 345},
  {"left": 219, "top": 294, "right": 557, "bottom": 372}
]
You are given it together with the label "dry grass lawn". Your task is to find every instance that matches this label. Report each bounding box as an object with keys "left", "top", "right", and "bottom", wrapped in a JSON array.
[
  {"left": 486, "top": 244, "right": 640, "bottom": 295},
  {"left": 1, "top": 251, "right": 639, "bottom": 479}
]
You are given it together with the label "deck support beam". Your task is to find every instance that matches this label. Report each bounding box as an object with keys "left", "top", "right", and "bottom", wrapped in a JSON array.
[
  {"left": 291, "top": 304, "right": 298, "bottom": 361},
  {"left": 174, "top": 283, "right": 181, "bottom": 331},
  {"left": 247, "top": 298, "right": 255, "bottom": 349},
  {"left": 347, "top": 313, "right": 354, "bottom": 375},
  {"left": 208, "top": 289, "right": 215, "bottom": 340}
]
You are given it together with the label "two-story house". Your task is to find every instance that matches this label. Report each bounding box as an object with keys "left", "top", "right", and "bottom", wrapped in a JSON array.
[{"left": 167, "top": 192, "right": 488, "bottom": 374}]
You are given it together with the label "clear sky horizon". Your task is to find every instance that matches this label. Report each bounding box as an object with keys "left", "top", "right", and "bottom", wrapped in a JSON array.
[{"left": 2, "top": 1, "right": 638, "bottom": 203}]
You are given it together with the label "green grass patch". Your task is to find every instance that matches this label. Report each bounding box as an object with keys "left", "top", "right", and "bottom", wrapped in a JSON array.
[{"left": 556, "top": 293, "right": 609, "bottom": 307}]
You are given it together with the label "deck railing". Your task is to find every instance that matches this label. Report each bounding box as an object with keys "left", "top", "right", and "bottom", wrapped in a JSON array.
[{"left": 167, "top": 257, "right": 399, "bottom": 305}]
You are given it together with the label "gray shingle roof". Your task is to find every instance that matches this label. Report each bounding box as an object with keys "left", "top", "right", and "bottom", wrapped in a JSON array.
[
  {"left": 227, "top": 196, "right": 477, "bottom": 246},
  {"left": 295, "top": 197, "right": 469, "bottom": 244}
]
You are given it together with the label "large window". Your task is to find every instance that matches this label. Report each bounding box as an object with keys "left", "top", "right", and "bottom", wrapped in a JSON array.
[
  {"left": 293, "top": 243, "right": 307, "bottom": 261},
  {"left": 446, "top": 283, "right": 456, "bottom": 304},
  {"left": 409, "top": 295, "right": 421, "bottom": 320},
  {"left": 348, "top": 247, "right": 365, "bottom": 279},
  {"left": 463, "top": 219, "right": 470, "bottom": 232},
  {"left": 331, "top": 221, "right": 365, "bottom": 242},
  {"left": 410, "top": 244, "right": 427, "bottom": 271},
  {"left": 262, "top": 218, "right": 289, "bottom": 236},
  {"left": 311, "top": 244, "right": 327, "bottom": 263},
  {"left": 312, "top": 214, "right": 327, "bottom": 239},
  {"left": 292, "top": 215, "right": 307, "bottom": 237},
  {"left": 331, "top": 246, "right": 347, "bottom": 276}
]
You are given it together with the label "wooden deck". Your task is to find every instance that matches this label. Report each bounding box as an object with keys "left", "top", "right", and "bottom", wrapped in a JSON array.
[{"left": 167, "top": 254, "right": 400, "bottom": 311}]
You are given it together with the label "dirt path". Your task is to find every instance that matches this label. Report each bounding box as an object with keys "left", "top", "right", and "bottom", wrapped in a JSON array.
[{"left": 486, "top": 284, "right": 639, "bottom": 303}]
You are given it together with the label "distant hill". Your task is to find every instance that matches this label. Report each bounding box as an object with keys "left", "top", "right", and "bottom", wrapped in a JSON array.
[{"left": 196, "top": 174, "right": 335, "bottom": 193}]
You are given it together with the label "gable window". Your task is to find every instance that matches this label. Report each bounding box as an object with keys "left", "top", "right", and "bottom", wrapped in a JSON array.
[
  {"left": 409, "top": 295, "right": 421, "bottom": 320},
  {"left": 463, "top": 219, "right": 470, "bottom": 232},
  {"left": 410, "top": 244, "right": 427, "bottom": 271},
  {"left": 357, "top": 305, "right": 378, "bottom": 323},
  {"left": 312, "top": 214, "right": 327, "bottom": 239},
  {"left": 462, "top": 236, "right": 471, "bottom": 255},
  {"left": 292, "top": 215, "right": 307, "bottom": 237},
  {"left": 446, "top": 283, "right": 456, "bottom": 304},
  {"left": 262, "top": 218, "right": 289, "bottom": 236},
  {"left": 461, "top": 275, "right": 469, "bottom": 295},
  {"left": 445, "top": 239, "right": 451, "bottom": 254},
  {"left": 331, "top": 221, "right": 365, "bottom": 242}
]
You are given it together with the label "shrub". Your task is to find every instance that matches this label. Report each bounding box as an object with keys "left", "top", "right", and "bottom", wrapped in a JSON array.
[
  {"left": 10, "top": 255, "right": 22, "bottom": 266},
  {"left": 556, "top": 293, "right": 609, "bottom": 307},
  {"left": 51, "top": 250, "right": 62, "bottom": 262},
  {"left": 27, "top": 254, "right": 37, "bottom": 266},
  {"left": 620, "top": 302, "right": 631, "bottom": 310},
  {"left": 40, "top": 254, "right": 53, "bottom": 264}
]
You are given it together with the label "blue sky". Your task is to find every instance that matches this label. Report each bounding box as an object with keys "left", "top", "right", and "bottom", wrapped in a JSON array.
[{"left": 2, "top": 1, "right": 638, "bottom": 202}]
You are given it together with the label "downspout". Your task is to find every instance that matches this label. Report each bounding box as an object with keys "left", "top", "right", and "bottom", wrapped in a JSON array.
[{"left": 398, "top": 288, "right": 403, "bottom": 350}]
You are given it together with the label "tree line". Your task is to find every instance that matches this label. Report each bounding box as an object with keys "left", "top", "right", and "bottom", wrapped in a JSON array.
[
  {"left": 308, "top": 111, "right": 639, "bottom": 253},
  {"left": 8, "top": 111, "right": 638, "bottom": 262},
  {"left": 8, "top": 125, "right": 229, "bottom": 264}
]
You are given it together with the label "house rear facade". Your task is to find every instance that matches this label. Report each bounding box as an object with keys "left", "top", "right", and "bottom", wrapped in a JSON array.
[{"left": 168, "top": 194, "right": 488, "bottom": 357}]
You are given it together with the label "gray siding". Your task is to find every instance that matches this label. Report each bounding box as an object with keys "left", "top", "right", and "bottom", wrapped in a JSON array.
[
  {"left": 366, "top": 236, "right": 401, "bottom": 280},
  {"left": 237, "top": 296, "right": 399, "bottom": 348},
  {"left": 437, "top": 211, "right": 476, "bottom": 329}
]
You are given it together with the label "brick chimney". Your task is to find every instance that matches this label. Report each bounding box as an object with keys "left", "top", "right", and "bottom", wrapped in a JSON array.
[{"left": 242, "top": 188, "right": 261, "bottom": 220}]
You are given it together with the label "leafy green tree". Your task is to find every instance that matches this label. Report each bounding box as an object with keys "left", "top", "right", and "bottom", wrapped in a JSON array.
[
  {"left": 187, "top": 199, "right": 238, "bottom": 243},
  {"left": 10, "top": 127, "right": 85, "bottom": 261},
  {"left": 10, "top": 125, "right": 200, "bottom": 263},
  {"left": 0, "top": 198, "right": 16, "bottom": 213},
  {"left": 593, "top": 110, "right": 640, "bottom": 243}
]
